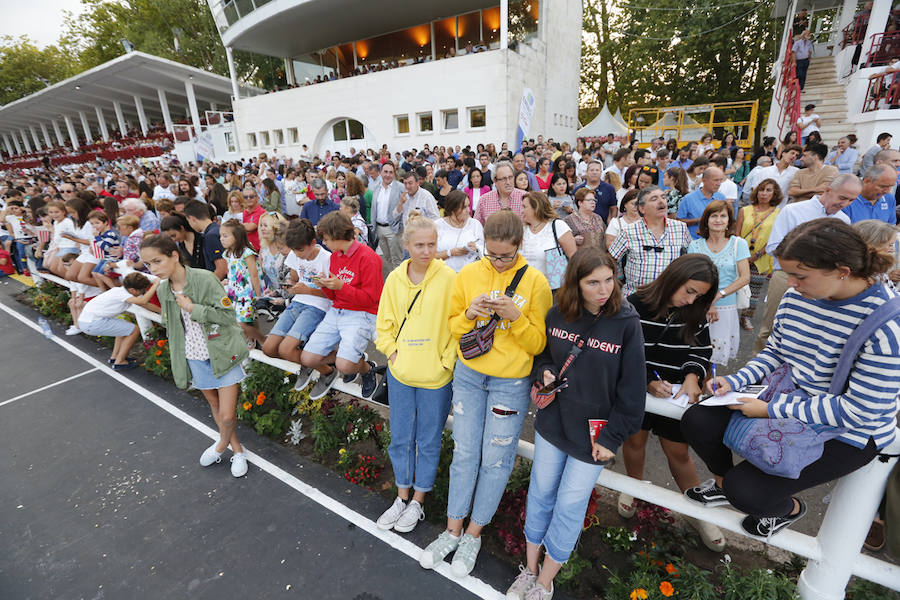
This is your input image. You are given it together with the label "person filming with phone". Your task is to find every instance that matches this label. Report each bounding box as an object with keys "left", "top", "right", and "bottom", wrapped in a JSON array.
[{"left": 504, "top": 247, "right": 645, "bottom": 600}]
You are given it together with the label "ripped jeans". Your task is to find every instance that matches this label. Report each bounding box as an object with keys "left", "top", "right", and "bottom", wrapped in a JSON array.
[{"left": 446, "top": 358, "right": 530, "bottom": 526}]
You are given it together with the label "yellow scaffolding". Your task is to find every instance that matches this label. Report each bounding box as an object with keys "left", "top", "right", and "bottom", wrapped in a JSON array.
[{"left": 627, "top": 100, "right": 759, "bottom": 150}]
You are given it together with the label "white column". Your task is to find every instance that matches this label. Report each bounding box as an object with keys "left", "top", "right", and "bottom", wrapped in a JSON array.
[
  {"left": 20, "top": 129, "right": 33, "bottom": 153},
  {"left": 64, "top": 115, "right": 80, "bottom": 150},
  {"left": 95, "top": 106, "right": 109, "bottom": 142},
  {"left": 284, "top": 57, "right": 296, "bottom": 86},
  {"left": 11, "top": 132, "right": 22, "bottom": 155},
  {"left": 860, "top": 0, "right": 892, "bottom": 63},
  {"left": 226, "top": 46, "right": 240, "bottom": 100},
  {"left": 184, "top": 79, "right": 202, "bottom": 138},
  {"left": 52, "top": 120, "right": 65, "bottom": 147},
  {"left": 113, "top": 101, "right": 127, "bottom": 137},
  {"left": 78, "top": 111, "right": 92, "bottom": 144},
  {"left": 430, "top": 22, "right": 436, "bottom": 60},
  {"left": 2, "top": 134, "right": 14, "bottom": 157},
  {"left": 210, "top": 102, "right": 218, "bottom": 112},
  {"left": 157, "top": 89, "right": 174, "bottom": 133},
  {"left": 40, "top": 123, "right": 52, "bottom": 148},
  {"left": 29, "top": 126, "right": 43, "bottom": 149},
  {"left": 500, "top": 0, "right": 509, "bottom": 50},
  {"left": 133, "top": 96, "right": 149, "bottom": 136}
]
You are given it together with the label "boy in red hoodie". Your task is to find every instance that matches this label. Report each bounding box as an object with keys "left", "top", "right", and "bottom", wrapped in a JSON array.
[{"left": 299, "top": 212, "right": 384, "bottom": 400}]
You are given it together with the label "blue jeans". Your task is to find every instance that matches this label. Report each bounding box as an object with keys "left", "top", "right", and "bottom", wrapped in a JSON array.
[
  {"left": 269, "top": 301, "right": 326, "bottom": 341},
  {"left": 523, "top": 431, "right": 605, "bottom": 564},
  {"left": 13, "top": 241, "right": 29, "bottom": 272},
  {"left": 446, "top": 359, "right": 530, "bottom": 526},
  {"left": 386, "top": 368, "right": 452, "bottom": 492}
]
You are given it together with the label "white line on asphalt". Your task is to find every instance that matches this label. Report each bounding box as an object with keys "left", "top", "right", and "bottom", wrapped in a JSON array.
[
  {"left": 0, "top": 367, "right": 99, "bottom": 408},
  {"left": 0, "top": 300, "right": 505, "bottom": 600}
]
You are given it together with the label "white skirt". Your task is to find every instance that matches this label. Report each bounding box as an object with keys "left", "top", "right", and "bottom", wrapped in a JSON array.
[{"left": 709, "top": 304, "right": 739, "bottom": 366}]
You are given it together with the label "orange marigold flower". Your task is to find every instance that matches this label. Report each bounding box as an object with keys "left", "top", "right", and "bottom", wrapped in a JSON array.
[
  {"left": 659, "top": 581, "right": 674, "bottom": 597},
  {"left": 630, "top": 589, "right": 648, "bottom": 600},
  {"left": 242, "top": 401, "right": 252, "bottom": 411},
  {"left": 665, "top": 563, "right": 678, "bottom": 575},
  {"left": 256, "top": 391, "right": 266, "bottom": 402},
  {"left": 256, "top": 396, "right": 265, "bottom": 406},
  {"left": 155, "top": 350, "right": 162, "bottom": 357},
  {"left": 157, "top": 340, "right": 165, "bottom": 347},
  {"left": 155, "top": 359, "right": 161, "bottom": 365}
]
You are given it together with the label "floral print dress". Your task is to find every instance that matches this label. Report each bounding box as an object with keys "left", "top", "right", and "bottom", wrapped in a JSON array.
[{"left": 226, "top": 247, "right": 257, "bottom": 323}]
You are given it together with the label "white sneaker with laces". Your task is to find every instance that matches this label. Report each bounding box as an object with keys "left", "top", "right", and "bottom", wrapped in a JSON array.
[
  {"left": 450, "top": 533, "right": 482, "bottom": 578},
  {"left": 419, "top": 530, "right": 460, "bottom": 569},
  {"left": 199, "top": 443, "right": 222, "bottom": 466},
  {"left": 230, "top": 452, "right": 248, "bottom": 477},
  {"left": 65, "top": 325, "right": 81, "bottom": 336},
  {"left": 524, "top": 581, "right": 553, "bottom": 600},
  {"left": 393, "top": 500, "right": 424, "bottom": 533},
  {"left": 376, "top": 497, "right": 406, "bottom": 530},
  {"left": 506, "top": 564, "right": 538, "bottom": 600}
]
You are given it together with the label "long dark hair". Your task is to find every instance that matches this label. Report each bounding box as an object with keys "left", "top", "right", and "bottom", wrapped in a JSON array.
[
  {"left": 102, "top": 196, "right": 119, "bottom": 228},
  {"left": 220, "top": 219, "right": 252, "bottom": 258},
  {"left": 634, "top": 254, "right": 718, "bottom": 344},
  {"left": 557, "top": 247, "right": 622, "bottom": 321},
  {"left": 65, "top": 198, "right": 91, "bottom": 227},
  {"left": 140, "top": 233, "right": 184, "bottom": 265}
]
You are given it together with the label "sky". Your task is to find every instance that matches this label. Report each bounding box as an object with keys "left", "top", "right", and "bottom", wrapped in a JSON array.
[{"left": 0, "top": 0, "right": 86, "bottom": 48}]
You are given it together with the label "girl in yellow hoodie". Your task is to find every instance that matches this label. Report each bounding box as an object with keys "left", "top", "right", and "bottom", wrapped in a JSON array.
[
  {"left": 420, "top": 210, "right": 553, "bottom": 578},
  {"left": 375, "top": 215, "right": 457, "bottom": 534}
]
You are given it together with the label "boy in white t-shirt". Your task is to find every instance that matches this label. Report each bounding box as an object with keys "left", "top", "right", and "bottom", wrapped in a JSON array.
[
  {"left": 76, "top": 273, "right": 160, "bottom": 370},
  {"left": 261, "top": 219, "right": 332, "bottom": 364}
]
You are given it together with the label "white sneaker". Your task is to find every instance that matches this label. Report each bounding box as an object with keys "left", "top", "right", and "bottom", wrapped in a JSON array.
[
  {"left": 420, "top": 530, "right": 460, "bottom": 569},
  {"left": 376, "top": 497, "right": 406, "bottom": 530},
  {"left": 199, "top": 443, "right": 222, "bottom": 466},
  {"left": 524, "top": 582, "right": 553, "bottom": 600},
  {"left": 230, "top": 452, "right": 248, "bottom": 477},
  {"left": 506, "top": 564, "right": 538, "bottom": 600},
  {"left": 65, "top": 325, "right": 81, "bottom": 336},
  {"left": 394, "top": 500, "right": 424, "bottom": 533},
  {"left": 450, "top": 533, "right": 482, "bottom": 578}
]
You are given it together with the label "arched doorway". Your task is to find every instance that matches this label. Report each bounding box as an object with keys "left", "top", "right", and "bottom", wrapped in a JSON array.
[{"left": 316, "top": 118, "right": 375, "bottom": 156}]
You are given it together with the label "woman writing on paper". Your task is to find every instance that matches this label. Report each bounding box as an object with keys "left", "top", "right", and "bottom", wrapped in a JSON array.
[{"left": 619, "top": 254, "right": 728, "bottom": 551}]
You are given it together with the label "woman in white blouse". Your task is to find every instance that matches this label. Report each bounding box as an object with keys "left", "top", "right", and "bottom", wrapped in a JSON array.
[
  {"left": 521, "top": 191, "right": 577, "bottom": 290},
  {"left": 605, "top": 189, "right": 641, "bottom": 248},
  {"left": 435, "top": 190, "right": 485, "bottom": 272}
]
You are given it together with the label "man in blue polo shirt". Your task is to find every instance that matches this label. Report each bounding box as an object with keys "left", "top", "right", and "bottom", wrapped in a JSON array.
[
  {"left": 572, "top": 160, "right": 618, "bottom": 223},
  {"left": 677, "top": 166, "right": 725, "bottom": 238},
  {"left": 843, "top": 164, "right": 897, "bottom": 224},
  {"left": 300, "top": 178, "right": 339, "bottom": 226}
]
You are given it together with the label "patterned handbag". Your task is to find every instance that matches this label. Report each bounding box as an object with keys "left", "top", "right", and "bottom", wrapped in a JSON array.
[
  {"left": 724, "top": 294, "right": 900, "bottom": 478},
  {"left": 459, "top": 266, "right": 528, "bottom": 359},
  {"left": 544, "top": 220, "right": 568, "bottom": 289}
]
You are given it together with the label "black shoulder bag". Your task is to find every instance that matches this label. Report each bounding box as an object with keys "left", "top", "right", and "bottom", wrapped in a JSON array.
[{"left": 458, "top": 265, "right": 528, "bottom": 359}]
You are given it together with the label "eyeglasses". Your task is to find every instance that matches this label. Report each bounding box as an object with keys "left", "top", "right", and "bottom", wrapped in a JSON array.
[
  {"left": 495, "top": 176, "right": 514, "bottom": 183},
  {"left": 242, "top": 194, "right": 255, "bottom": 199},
  {"left": 643, "top": 245, "right": 664, "bottom": 253},
  {"left": 483, "top": 249, "right": 517, "bottom": 263}
]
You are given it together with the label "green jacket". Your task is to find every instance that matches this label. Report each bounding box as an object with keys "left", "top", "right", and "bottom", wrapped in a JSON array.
[{"left": 158, "top": 267, "right": 249, "bottom": 389}]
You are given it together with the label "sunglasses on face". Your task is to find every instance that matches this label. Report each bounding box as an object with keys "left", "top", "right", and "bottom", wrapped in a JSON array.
[{"left": 643, "top": 245, "right": 664, "bottom": 253}]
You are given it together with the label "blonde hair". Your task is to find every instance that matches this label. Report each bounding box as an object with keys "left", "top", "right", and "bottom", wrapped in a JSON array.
[
  {"left": 341, "top": 196, "right": 360, "bottom": 212},
  {"left": 402, "top": 213, "right": 437, "bottom": 243},
  {"left": 258, "top": 212, "right": 288, "bottom": 249},
  {"left": 604, "top": 171, "right": 622, "bottom": 191},
  {"left": 854, "top": 220, "right": 899, "bottom": 254},
  {"left": 227, "top": 190, "right": 243, "bottom": 211}
]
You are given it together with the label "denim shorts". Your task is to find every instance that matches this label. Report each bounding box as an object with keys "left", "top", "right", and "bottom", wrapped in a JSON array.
[
  {"left": 303, "top": 308, "right": 376, "bottom": 363},
  {"left": 79, "top": 317, "right": 136, "bottom": 338},
  {"left": 269, "top": 301, "right": 326, "bottom": 341},
  {"left": 187, "top": 359, "right": 246, "bottom": 390}
]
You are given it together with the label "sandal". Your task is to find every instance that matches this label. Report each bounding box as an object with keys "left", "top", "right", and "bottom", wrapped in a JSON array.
[
  {"left": 685, "top": 516, "right": 727, "bottom": 552},
  {"left": 741, "top": 316, "right": 754, "bottom": 331},
  {"left": 617, "top": 492, "right": 636, "bottom": 519},
  {"left": 864, "top": 520, "right": 885, "bottom": 552}
]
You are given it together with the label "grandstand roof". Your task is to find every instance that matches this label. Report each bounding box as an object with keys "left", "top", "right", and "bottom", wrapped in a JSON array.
[{"left": 0, "top": 51, "right": 261, "bottom": 141}]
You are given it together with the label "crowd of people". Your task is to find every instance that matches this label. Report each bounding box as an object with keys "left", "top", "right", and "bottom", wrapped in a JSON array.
[{"left": 2, "top": 127, "right": 899, "bottom": 599}]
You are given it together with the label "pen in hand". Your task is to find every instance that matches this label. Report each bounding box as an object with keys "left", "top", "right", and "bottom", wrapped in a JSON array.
[{"left": 712, "top": 364, "right": 718, "bottom": 395}]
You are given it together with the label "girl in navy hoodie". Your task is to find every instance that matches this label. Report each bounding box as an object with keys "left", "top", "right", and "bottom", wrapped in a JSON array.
[{"left": 506, "top": 248, "right": 646, "bottom": 600}]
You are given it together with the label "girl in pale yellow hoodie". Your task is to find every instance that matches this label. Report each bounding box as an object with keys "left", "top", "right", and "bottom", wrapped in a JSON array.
[{"left": 375, "top": 215, "right": 457, "bottom": 534}]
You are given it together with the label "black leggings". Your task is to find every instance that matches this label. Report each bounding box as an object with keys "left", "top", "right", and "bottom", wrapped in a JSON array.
[{"left": 681, "top": 405, "right": 879, "bottom": 518}]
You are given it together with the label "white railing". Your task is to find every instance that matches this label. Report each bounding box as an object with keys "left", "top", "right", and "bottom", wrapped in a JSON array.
[{"left": 24, "top": 267, "right": 900, "bottom": 599}]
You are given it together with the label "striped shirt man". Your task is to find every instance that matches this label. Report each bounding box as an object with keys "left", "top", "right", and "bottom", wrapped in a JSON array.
[
  {"left": 726, "top": 284, "right": 900, "bottom": 449},
  {"left": 609, "top": 218, "right": 692, "bottom": 296}
]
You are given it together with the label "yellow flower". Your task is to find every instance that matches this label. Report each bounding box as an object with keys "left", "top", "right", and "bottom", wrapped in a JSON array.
[
  {"left": 242, "top": 401, "right": 252, "bottom": 411},
  {"left": 339, "top": 448, "right": 347, "bottom": 456},
  {"left": 630, "top": 590, "right": 648, "bottom": 600}
]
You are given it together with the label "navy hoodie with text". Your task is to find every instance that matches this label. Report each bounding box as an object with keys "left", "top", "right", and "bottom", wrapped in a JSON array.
[{"left": 532, "top": 302, "right": 647, "bottom": 465}]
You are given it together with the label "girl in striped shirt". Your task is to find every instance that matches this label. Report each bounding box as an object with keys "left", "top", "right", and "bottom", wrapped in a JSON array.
[{"left": 682, "top": 218, "right": 900, "bottom": 538}]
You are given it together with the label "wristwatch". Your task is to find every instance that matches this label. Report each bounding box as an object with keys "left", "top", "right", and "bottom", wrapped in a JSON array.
[{"left": 717, "top": 289, "right": 726, "bottom": 298}]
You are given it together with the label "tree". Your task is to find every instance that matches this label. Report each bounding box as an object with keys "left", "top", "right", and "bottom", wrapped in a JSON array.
[{"left": 0, "top": 36, "right": 75, "bottom": 105}]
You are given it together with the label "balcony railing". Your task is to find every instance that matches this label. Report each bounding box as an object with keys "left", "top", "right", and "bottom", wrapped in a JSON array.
[
  {"left": 863, "top": 70, "right": 900, "bottom": 111},
  {"left": 777, "top": 32, "right": 803, "bottom": 140},
  {"left": 865, "top": 30, "right": 900, "bottom": 67}
]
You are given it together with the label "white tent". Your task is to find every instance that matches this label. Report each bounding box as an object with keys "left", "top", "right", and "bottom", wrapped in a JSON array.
[
  {"left": 634, "top": 111, "right": 709, "bottom": 144},
  {"left": 578, "top": 102, "right": 629, "bottom": 138}
]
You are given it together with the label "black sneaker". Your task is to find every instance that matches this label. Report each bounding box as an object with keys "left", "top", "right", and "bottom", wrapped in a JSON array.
[
  {"left": 741, "top": 498, "right": 807, "bottom": 538},
  {"left": 309, "top": 368, "right": 339, "bottom": 400},
  {"left": 360, "top": 361, "right": 378, "bottom": 399},
  {"left": 343, "top": 352, "right": 368, "bottom": 384},
  {"left": 685, "top": 479, "right": 729, "bottom": 507}
]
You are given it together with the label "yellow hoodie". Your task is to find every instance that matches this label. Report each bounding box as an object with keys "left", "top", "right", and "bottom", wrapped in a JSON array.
[
  {"left": 449, "top": 254, "right": 552, "bottom": 378},
  {"left": 376, "top": 258, "right": 458, "bottom": 388}
]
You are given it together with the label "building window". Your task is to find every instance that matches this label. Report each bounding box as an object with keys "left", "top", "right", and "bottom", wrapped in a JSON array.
[
  {"left": 442, "top": 109, "right": 459, "bottom": 131},
  {"left": 247, "top": 132, "right": 257, "bottom": 147},
  {"left": 224, "top": 131, "right": 236, "bottom": 153},
  {"left": 288, "top": 127, "right": 299, "bottom": 144},
  {"left": 260, "top": 131, "right": 270, "bottom": 146},
  {"left": 274, "top": 129, "right": 285, "bottom": 145},
  {"left": 332, "top": 119, "right": 365, "bottom": 142},
  {"left": 418, "top": 112, "right": 433, "bottom": 133},
  {"left": 333, "top": 121, "right": 348, "bottom": 142},
  {"left": 395, "top": 114, "right": 410, "bottom": 135},
  {"left": 348, "top": 119, "right": 364, "bottom": 140},
  {"left": 468, "top": 106, "right": 486, "bottom": 129}
]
